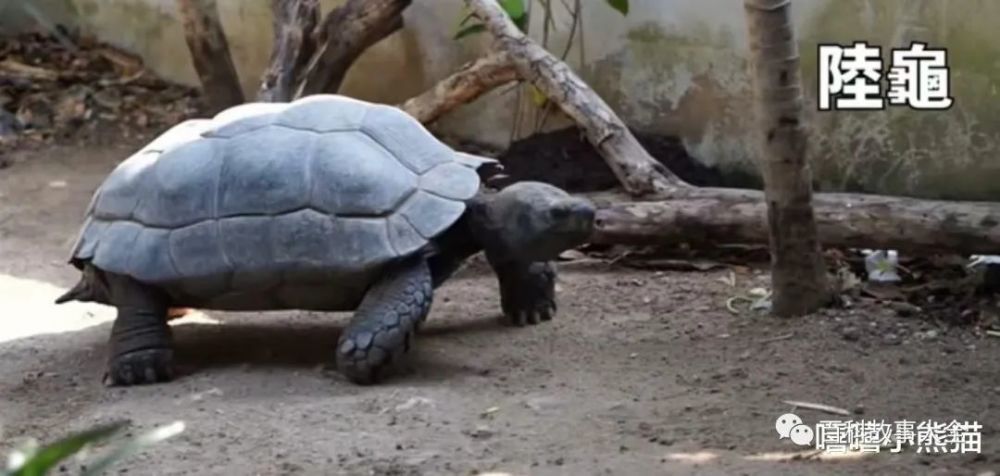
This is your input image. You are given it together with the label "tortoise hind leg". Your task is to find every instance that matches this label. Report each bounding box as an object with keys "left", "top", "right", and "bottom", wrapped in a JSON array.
[
  {"left": 103, "top": 272, "right": 174, "bottom": 386},
  {"left": 336, "top": 256, "right": 433, "bottom": 385}
]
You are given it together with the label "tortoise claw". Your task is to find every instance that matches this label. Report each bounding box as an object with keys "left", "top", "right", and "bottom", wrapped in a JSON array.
[
  {"left": 105, "top": 348, "right": 175, "bottom": 386},
  {"left": 499, "top": 261, "right": 557, "bottom": 327}
]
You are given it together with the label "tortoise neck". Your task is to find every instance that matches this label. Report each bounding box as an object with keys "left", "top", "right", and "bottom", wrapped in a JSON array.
[{"left": 427, "top": 210, "right": 483, "bottom": 288}]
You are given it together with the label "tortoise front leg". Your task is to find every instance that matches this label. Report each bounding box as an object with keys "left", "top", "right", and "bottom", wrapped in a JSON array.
[
  {"left": 336, "top": 256, "right": 433, "bottom": 385},
  {"left": 103, "top": 272, "right": 174, "bottom": 386},
  {"left": 491, "top": 260, "right": 557, "bottom": 326}
]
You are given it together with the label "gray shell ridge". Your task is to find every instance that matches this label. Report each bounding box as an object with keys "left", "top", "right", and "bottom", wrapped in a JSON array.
[{"left": 68, "top": 95, "right": 490, "bottom": 296}]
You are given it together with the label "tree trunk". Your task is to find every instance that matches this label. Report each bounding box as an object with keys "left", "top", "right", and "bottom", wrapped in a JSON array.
[
  {"left": 176, "top": 0, "right": 245, "bottom": 114},
  {"left": 744, "top": 0, "right": 829, "bottom": 316},
  {"left": 295, "top": 0, "right": 411, "bottom": 97},
  {"left": 257, "top": 0, "right": 319, "bottom": 102},
  {"left": 592, "top": 190, "right": 1000, "bottom": 255},
  {"left": 399, "top": 51, "right": 518, "bottom": 124},
  {"left": 463, "top": 0, "right": 681, "bottom": 197}
]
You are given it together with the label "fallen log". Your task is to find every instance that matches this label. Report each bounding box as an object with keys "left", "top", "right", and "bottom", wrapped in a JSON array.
[
  {"left": 257, "top": 0, "right": 319, "bottom": 102},
  {"left": 176, "top": 0, "right": 245, "bottom": 114},
  {"left": 399, "top": 51, "right": 518, "bottom": 124},
  {"left": 295, "top": 0, "right": 411, "bottom": 97},
  {"left": 464, "top": 0, "right": 681, "bottom": 197},
  {"left": 592, "top": 190, "right": 1000, "bottom": 255}
]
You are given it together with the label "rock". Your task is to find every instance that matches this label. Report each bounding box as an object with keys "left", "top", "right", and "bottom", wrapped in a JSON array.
[
  {"left": 394, "top": 396, "right": 434, "bottom": 412},
  {"left": 0, "top": 108, "right": 22, "bottom": 137},
  {"left": 840, "top": 326, "right": 861, "bottom": 342},
  {"left": 882, "top": 333, "right": 902, "bottom": 345},
  {"left": 467, "top": 425, "right": 495, "bottom": 439}
]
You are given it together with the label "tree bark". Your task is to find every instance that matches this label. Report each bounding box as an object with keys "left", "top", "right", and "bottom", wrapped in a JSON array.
[
  {"left": 176, "top": 0, "right": 245, "bottom": 114},
  {"left": 744, "top": 0, "right": 829, "bottom": 316},
  {"left": 257, "top": 0, "right": 319, "bottom": 102},
  {"left": 399, "top": 51, "right": 518, "bottom": 124},
  {"left": 592, "top": 190, "right": 1000, "bottom": 256},
  {"left": 464, "top": 0, "right": 682, "bottom": 197},
  {"left": 295, "top": 0, "right": 411, "bottom": 97}
]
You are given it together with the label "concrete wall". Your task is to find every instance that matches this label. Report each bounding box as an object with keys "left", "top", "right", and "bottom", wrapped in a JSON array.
[{"left": 5, "top": 0, "right": 1000, "bottom": 201}]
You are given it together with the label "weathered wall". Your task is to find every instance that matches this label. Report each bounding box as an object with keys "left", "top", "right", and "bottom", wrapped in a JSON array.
[{"left": 5, "top": 0, "right": 999, "bottom": 200}]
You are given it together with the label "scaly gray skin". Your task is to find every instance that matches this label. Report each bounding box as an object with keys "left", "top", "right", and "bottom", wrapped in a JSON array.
[
  {"left": 336, "top": 181, "right": 595, "bottom": 384},
  {"left": 62, "top": 181, "right": 594, "bottom": 386}
]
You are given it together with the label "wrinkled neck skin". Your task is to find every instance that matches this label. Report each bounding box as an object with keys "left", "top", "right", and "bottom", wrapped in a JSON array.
[
  {"left": 464, "top": 194, "right": 521, "bottom": 266},
  {"left": 425, "top": 193, "right": 516, "bottom": 288}
]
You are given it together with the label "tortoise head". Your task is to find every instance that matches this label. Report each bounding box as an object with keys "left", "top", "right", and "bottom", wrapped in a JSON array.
[{"left": 468, "top": 181, "right": 595, "bottom": 263}]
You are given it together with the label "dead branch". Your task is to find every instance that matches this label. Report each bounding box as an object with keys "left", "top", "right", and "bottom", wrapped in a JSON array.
[
  {"left": 399, "top": 51, "right": 518, "bottom": 124},
  {"left": 592, "top": 190, "right": 1000, "bottom": 256},
  {"left": 295, "top": 0, "right": 411, "bottom": 97},
  {"left": 0, "top": 59, "right": 60, "bottom": 81},
  {"left": 176, "top": 0, "right": 245, "bottom": 114},
  {"left": 464, "top": 0, "right": 683, "bottom": 197},
  {"left": 258, "top": 0, "right": 319, "bottom": 102}
]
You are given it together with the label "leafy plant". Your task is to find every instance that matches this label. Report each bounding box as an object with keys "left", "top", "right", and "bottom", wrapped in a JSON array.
[
  {"left": 2, "top": 421, "right": 185, "bottom": 476},
  {"left": 454, "top": 0, "right": 627, "bottom": 40},
  {"left": 453, "top": 0, "right": 629, "bottom": 138}
]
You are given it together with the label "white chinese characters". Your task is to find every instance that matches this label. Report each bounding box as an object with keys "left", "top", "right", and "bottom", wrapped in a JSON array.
[
  {"left": 777, "top": 412, "right": 983, "bottom": 454},
  {"left": 887, "top": 42, "right": 953, "bottom": 109},
  {"left": 818, "top": 41, "right": 953, "bottom": 111}
]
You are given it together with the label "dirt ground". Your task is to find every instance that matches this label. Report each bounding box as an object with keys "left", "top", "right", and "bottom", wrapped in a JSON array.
[{"left": 1, "top": 142, "right": 998, "bottom": 476}]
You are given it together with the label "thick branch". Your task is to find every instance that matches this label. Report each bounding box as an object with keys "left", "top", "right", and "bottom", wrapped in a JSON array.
[
  {"left": 593, "top": 188, "right": 1000, "bottom": 256},
  {"left": 464, "top": 0, "right": 681, "bottom": 197},
  {"left": 258, "top": 0, "right": 319, "bottom": 102},
  {"left": 295, "top": 0, "right": 411, "bottom": 97},
  {"left": 399, "top": 51, "right": 518, "bottom": 124},
  {"left": 176, "top": 0, "right": 245, "bottom": 114}
]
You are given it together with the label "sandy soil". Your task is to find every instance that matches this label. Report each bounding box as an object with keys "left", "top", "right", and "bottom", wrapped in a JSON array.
[{"left": 0, "top": 143, "right": 997, "bottom": 475}]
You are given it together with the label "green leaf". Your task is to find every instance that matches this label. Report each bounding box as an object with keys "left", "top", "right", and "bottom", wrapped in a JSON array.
[
  {"left": 81, "top": 421, "right": 185, "bottom": 476},
  {"left": 605, "top": 0, "right": 629, "bottom": 16},
  {"left": 529, "top": 85, "right": 548, "bottom": 107},
  {"left": 4, "top": 421, "right": 127, "bottom": 476},
  {"left": 499, "top": 0, "right": 528, "bottom": 31},
  {"left": 499, "top": 0, "right": 526, "bottom": 21},
  {"left": 453, "top": 22, "right": 487, "bottom": 40}
]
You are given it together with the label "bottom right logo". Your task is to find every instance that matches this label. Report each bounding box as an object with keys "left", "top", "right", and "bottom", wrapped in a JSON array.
[{"left": 775, "top": 412, "right": 982, "bottom": 454}]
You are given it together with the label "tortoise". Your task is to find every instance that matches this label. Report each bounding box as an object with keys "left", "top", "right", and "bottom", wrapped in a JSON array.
[{"left": 56, "top": 94, "right": 596, "bottom": 386}]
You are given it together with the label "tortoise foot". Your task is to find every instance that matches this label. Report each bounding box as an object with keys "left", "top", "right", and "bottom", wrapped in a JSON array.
[
  {"left": 498, "top": 261, "right": 557, "bottom": 327},
  {"left": 105, "top": 348, "right": 175, "bottom": 386},
  {"left": 336, "top": 326, "right": 415, "bottom": 385}
]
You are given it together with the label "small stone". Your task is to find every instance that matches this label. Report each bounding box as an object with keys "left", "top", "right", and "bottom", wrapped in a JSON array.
[
  {"left": 468, "top": 425, "right": 495, "bottom": 439},
  {"left": 841, "top": 326, "right": 861, "bottom": 341},
  {"left": 853, "top": 404, "right": 865, "bottom": 415}
]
